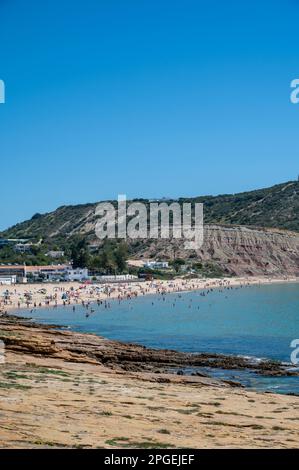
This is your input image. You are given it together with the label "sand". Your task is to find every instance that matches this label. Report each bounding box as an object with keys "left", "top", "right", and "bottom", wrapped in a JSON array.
[
  {"left": 1, "top": 275, "right": 298, "bottom": 313},
  {"left": 0, "top": 275, "right": 298, "bottom": 449},
  {"left": 0, "top": 350, "right": 298, "bottom": 449}
]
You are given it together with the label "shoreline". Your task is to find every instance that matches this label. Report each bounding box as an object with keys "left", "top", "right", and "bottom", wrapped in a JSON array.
[
  {"left": 1, "top": 275, "right": 298, "bottom": 314},
  {"left": 2, "top": 274, "right": 298, "bottom": 390},
  {"left": 0, "top": 314, "right": 298, "bottom": 448},
  {"left": 2, "top": 313, "right": 297, "bottom": 382}
]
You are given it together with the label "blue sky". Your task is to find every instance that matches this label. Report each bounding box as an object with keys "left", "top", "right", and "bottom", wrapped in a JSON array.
[{"left": 0, "top": 0, "right": 299, "bottom": 230}]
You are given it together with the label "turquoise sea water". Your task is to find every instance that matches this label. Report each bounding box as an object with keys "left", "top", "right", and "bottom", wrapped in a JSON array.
[{"left": 17, "top": 282, "right": 299, "bottom": 394}]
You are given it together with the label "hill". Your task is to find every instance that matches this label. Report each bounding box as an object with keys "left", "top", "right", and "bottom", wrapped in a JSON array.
[
  {"left": 1, "top": 181, "right": 299, "bottom": 277},
  {"left": 2, "top": 180, "right": 299, "bottom": 240}
]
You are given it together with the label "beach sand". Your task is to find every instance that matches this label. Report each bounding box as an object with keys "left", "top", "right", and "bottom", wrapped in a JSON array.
[
  {"left": 1, "top": 275, "right": 298, "bottom": 313},
  {"left": 1, "top": 348, "right": 298, "bottom": 449},
  {"left": 0, "top": 276, "right": 299, "bottom": 449}
]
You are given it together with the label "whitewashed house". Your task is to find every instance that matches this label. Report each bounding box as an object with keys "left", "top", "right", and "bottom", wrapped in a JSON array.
[{"left": 65, "top": 268, "right": 89, "bottom": 282}]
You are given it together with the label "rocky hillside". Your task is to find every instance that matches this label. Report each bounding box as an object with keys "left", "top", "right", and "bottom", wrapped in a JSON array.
[
  {"left": 1, "top": 180, "right": 299, "bottom": 276},
  {"left": 128, "top": 225, "right": 299, "bottom": 277},
  {"left": 2, "top": 180, "right": 299, "bottom": 240}
]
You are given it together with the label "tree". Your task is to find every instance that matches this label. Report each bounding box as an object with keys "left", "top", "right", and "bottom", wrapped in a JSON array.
[
  {"left": 171, "top": 258, "right": 185, "bottom": 273},
  {"left": 114, "top": 243, "right": 128, "bottom": 273},
  {"left": 71, "top": 237, "right": 90, "bottom": 268},
  {"left": 99, "top": 248, "right": 116, "bottom": 274}
]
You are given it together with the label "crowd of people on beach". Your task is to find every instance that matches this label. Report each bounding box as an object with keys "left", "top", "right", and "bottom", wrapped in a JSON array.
[{"left": 0, "top": 277, "right": 267, "bottom": 316}]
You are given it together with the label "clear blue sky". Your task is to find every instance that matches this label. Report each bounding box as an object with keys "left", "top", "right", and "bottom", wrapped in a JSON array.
[{"left": 0, "top": 0, "right": 299, "bottom": 230}]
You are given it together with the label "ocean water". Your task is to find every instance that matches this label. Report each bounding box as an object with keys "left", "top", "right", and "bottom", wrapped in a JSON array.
[{"left": 17, "top": 282, "right": 299, "bottom": 395}]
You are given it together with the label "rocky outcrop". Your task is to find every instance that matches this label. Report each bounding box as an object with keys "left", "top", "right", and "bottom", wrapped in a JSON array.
[{"left": 0, "top": 315, "right": 297, "bottom": 378}]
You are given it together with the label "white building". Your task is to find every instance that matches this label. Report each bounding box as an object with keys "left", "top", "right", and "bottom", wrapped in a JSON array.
[
  {"left": 65, "top": 268, "right": 89, "bottom": 282},
  {"left": 46, "top": 251, "right": 65, "bottom": 259},
  {"left": 143, "top": 261, "right": 169, "bottom": 269},
  {"left": 14, "top": 243, "right": 33, "bottom": 253},
  {"left": 0, "top": 275, "right": 17, "bottom": 285}
]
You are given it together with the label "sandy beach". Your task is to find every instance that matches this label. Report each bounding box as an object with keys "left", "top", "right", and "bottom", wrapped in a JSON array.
[
  {"left": 1, "top": 275, "right": 298, "bottom": 314},
  {"left": 1, "top": 275, "right": 299, "bottom": 448}
]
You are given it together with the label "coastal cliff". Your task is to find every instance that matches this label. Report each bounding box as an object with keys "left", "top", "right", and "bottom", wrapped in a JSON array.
[
  {"left": 131, "top": 225, "right": 299, "bottom": 276},
  {"left": 1, "top": 180, "right": 299, "bottom": 277}
]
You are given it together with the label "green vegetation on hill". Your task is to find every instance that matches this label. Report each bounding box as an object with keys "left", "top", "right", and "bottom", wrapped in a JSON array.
[
  {"left": 2, "top": 181, "right": 299, "bottom": 242},
  {"left": 186, "top": 180, "right": 299, "bottom": 231},
  {"left": 0, "top": 180, "right": 298, "bottom": 271}
]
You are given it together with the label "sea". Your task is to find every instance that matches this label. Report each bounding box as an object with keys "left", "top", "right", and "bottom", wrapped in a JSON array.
[{"left": 16, "top": 282, "right": 299, "bottom": 395}]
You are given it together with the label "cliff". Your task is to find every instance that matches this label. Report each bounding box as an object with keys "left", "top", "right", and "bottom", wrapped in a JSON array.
[
  {"left": 129, "top": 225, "right": 299, "bottom": 276},
  {"left": 1, "top": 180, "right": 299, "bottom": 277}
]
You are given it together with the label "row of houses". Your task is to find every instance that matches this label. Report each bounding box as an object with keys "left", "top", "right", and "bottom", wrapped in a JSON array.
[
  {"left": 14, "top": 245, "right": 65, "bottom": 258},
  {"left": 0, "top": 265, "right": 88, "bottom": 285},
  {"left": 0, "top": 238, "right": 65, "bottom": 258},
  {"left": 0, "top": 265, "right": 139, "bottom": 285}
]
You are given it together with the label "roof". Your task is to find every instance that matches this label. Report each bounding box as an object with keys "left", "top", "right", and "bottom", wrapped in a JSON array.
[{"left": 0, "top": 265, "right": 70, "bottom": 272}]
